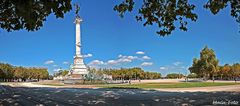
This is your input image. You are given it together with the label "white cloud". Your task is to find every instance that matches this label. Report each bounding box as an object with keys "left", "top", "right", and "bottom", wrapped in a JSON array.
[
  {"left": 160, "top": 67, "right": 167, "bottom": 70},
  {"left": 106, "top": 58, "right": 132, "bottom": 65},
  {"left": 173, "top": 61, "right": 182, "bottom": 66},
  {"left": 141, "top": 62, "right": 153, "bottom": 66},
  {"left": 88, "top": 53, "right": 150, "bottom": 67},
  {"left": 119, "top": 58, "right": 132, "bottom": 63},
  {"left": 142, "top": 56, "right": 151, "bottom": 60},
  {"left": 44, "top": 60, "right": 54, "bottom": 65},
  {"left": 127, "top": 56, "right": 138, "bottom": 60},
  {"left": 63, "top": 61, "right": 69, "bottom": 65},
  {"left": 83, "top": 53, "right": 93, "bottom": 58},
  {"left": 118, "top": 54, "right": 123, "bottom": 58},
  {"left": 105, "top": 55, "right": 137, "bottom": 65},
  {"left": 53, "top": 64, "right": 58, "bottom": 67},
  {"left": 107, "top": 60, "right": 118, "bottom": 65},
  {"left": 53, "top": 68, "right": 61, "bottom": 72},
  {"left": 136, "top": 51, "right": 145, "bottom": 55},
  {"left": 88, "top": 60, "right": 104, "bottom": 66}
]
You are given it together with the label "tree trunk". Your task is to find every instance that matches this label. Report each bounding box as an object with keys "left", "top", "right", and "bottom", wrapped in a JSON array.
[
  {"left": 234, "top": 77, "right": 237, "bottom": 83},
  {"left": 203, "top": 74, "right": 207, "bottom": 81},
  {"left": 212, "top": 75, "right": 215, "bottom": 83}
]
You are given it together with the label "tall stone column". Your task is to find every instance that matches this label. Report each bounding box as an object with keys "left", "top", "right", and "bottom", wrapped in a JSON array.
[
  {"left": 75, "top": 17, "right": 81, "bottom": 57},
  {"left": 70, "top": 16, "right": 88, "bottom": 79}
]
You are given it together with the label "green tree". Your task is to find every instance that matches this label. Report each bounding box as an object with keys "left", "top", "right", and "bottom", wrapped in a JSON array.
[
  {"left": 0, "top": 63, "right": 49, "bottom": 82},
  {"left": 188, "top": 58, "right": 205, "bottom": 77},
  {"left": 54, "top": 69, "right": 69, "bottom": 77},
  {"left": 115, "top": 0, "right": 240, "bottom": 36},
  {"left": 230, "top": 63, "right": 240, "bottom": 83},
  {"left": 28, "top": 68, "right": 36, "bottom": 80},
  {"left": 1, "top": 1, "right": 239, "bottom": 36},
  {"left": 61, "top": 70, "right": 69, "bottom": 76},
  {"left": 30, "top": 68, "right": 49, "bottom": 81},
  {"left": 187, "top": 73, "right": 198, "bottom": 78},
  {"left": 0, "top": 0, "right": 72, "bottom": 32},
  {"left": 100, "top": 67, "right": 161, "bottom": 80},
  {"left": 40, "top": 68, "right": 49, "bottom": 79},
  {"left": 0, "top": 67, "right": 5, "bottom": 81},
  {"left": 189, "top": 46, "right": 219, "bottom": 81},
  {"left": 166, "top": 73, "right": 184, "bottom": 79},
  {"left": 0, "top": 63, "right": 14, "bottom": 81},
  {"left": 218, "top": 64, "right": 231, "bottom": 80},
  {"left": 14, "top": 66, "right": 28, "bottom": 82}
]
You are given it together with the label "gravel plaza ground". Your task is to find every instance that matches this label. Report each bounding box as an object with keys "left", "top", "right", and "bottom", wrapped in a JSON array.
[{"left": 0, "top": 79, "right": 240, "bottom": 106}]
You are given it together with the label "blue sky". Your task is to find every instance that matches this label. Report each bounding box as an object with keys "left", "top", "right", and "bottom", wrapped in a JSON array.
[{"left": 0, "top": 1, "right": 239, "bottom": 76}]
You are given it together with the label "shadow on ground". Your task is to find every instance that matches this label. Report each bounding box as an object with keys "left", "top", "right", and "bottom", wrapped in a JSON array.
[{"left": 0, "top": 85, "right": 239, "bottom": 106}]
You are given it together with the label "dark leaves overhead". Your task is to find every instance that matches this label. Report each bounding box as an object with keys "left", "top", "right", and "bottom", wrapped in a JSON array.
[
  {"left": 0, "top": 0, "right": 239, "bottom": 35},
  {"left": 0, "top": 0, "right": 72, "bottom": 32},
  {"left": 138, "top": 0, "right": 198, "bottom": 36},
  {"left": 204, "top": 0, "right": 240, "bottom": 23},
  {"left": 204, "top": 0, "right": 228, "bottom": 15},
  {"left": 114, "top": 0, "right": 197, "bottom": 36},
  {"left": 114, "top": 0, "right": 240, "bottom": 36},
  {"left": 114, "top": 0, "right": 134, "bottom": 18}
]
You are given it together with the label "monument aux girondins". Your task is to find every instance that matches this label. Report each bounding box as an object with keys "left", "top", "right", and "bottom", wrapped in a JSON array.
[{"left": 68, "top": 10, "right": 88, "bottom": 79}]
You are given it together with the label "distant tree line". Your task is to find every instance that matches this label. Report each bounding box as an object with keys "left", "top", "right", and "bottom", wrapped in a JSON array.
[
  {"left": 217, "top": 64, "right": 240, "bottom": 80},
  {"left": 187, "top": 73, "right": 198, "bottom": 78},
  {"left": 0, "top": 63, "right": 49, "bottom": 82},
  {"left": 189, "top": 46, "right": 240, "bottom": 82},
  {"left": 53, "top": 70, "right": 69, "bottom": 77},
  {"left": 92, "top": 67, "right": 161, "bottom": 80},
  {"left": 166, "top": 73, "right": 184, "bottom": 79}
]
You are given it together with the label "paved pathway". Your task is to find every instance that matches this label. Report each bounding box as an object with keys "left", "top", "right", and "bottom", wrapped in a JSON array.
[{"left": 0, "top": 84, "right": 240, "bottom": 106}]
